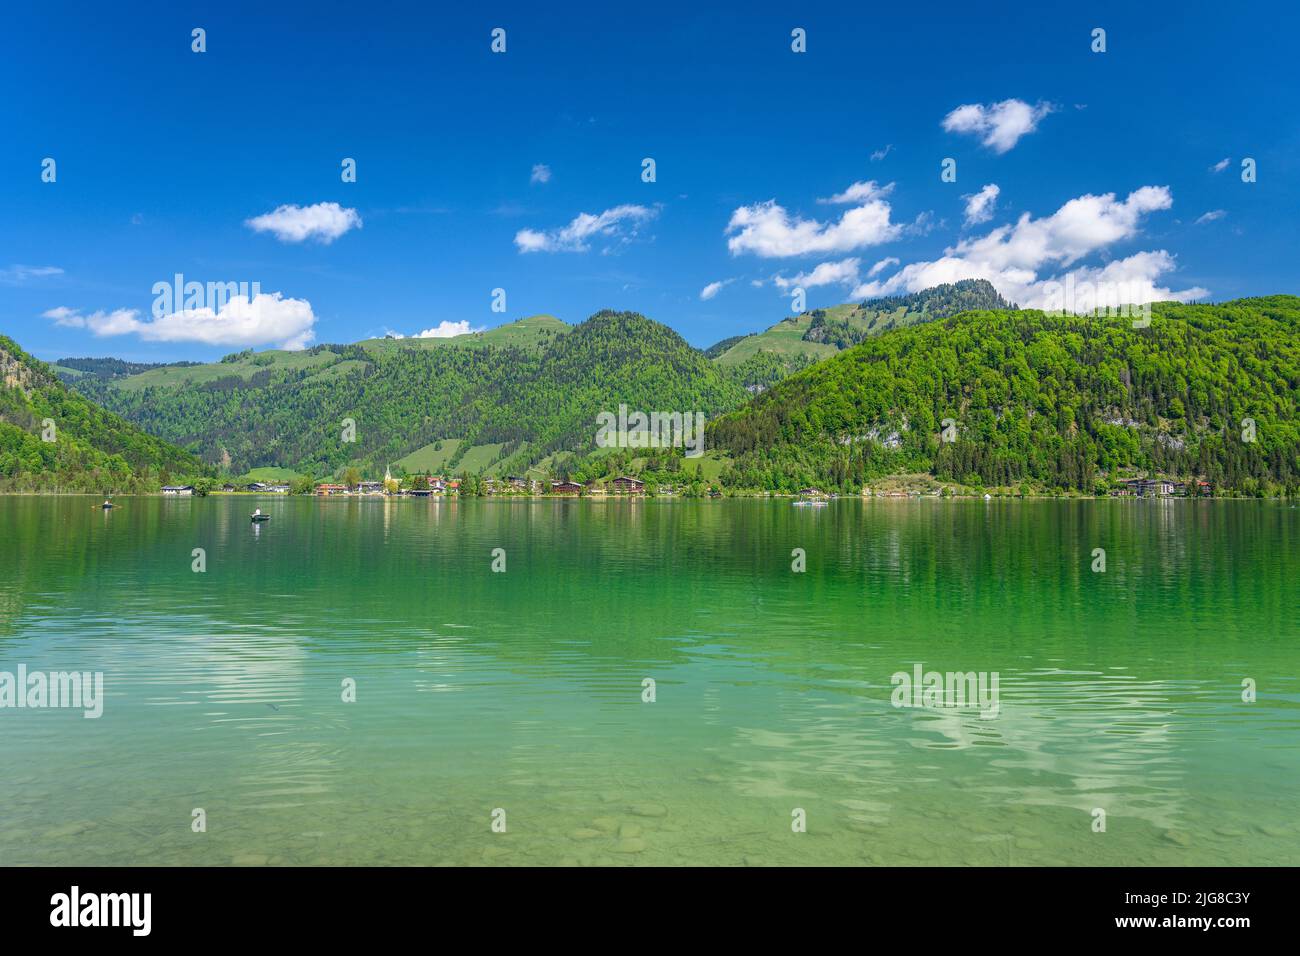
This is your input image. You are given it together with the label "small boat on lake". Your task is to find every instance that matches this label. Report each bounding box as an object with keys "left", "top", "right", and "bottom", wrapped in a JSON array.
[
  {"left": 250, "top": 509, "right": 271, "bottom": 523},
  {"left": 100, "top": 500, "right": 114, "bottom": 510}
]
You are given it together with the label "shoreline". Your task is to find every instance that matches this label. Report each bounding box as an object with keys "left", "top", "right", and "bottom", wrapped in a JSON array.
[{"left": 0, "top": 491, "right": 1289, "bottom": 502}]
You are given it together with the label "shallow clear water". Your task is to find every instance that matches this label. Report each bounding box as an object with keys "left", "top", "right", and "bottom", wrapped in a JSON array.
[{"left": 1, "top": 495, "right": 1296, "bottom": 866}]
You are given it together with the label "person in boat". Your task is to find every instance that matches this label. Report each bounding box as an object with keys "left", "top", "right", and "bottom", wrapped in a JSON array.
[
  {"left": 102, "top": 500, "right": 112, "bottom": 508},
  {"left": 253, "top": 508, "right": 262, "bottom": 517}
]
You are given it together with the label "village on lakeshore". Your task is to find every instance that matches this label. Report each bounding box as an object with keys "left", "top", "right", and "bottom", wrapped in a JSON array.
[
  {"left": 160, "top": 467, "right": 664, "bottom": 498},
  {"left": 147, "top": 469, "right": 1229, "bottom": 500}
]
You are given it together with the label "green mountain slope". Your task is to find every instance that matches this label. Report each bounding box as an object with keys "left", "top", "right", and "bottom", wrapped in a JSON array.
[
  {"left": 53, "top": 355, "right": 194, "bottom": 382},
  {"left": 72, "top": 312, "right": 745, "bottom": 478},
  {"left": 713, "top": 279, "right": 1013, "bottom": 390},
  {"left": 702, "top": 334, "right": 751, "bottom": 359},
  {"left": 708, "top": 297, "right": 1300, "bottom": 495},
  {"left": 483, "top": 311, "right": 745, "bottom": 474},
  {"left": 1, "top": 334, "right": 208, "bottom": 491},
  {"left": 712, "top": 311, "right": 840, "bottom": 367},
  {"left": 88, "top": 314, "right": 568, "bottom": 394},
  {"left": 356, "top": 314, "right": 569, "bottom": 354}
]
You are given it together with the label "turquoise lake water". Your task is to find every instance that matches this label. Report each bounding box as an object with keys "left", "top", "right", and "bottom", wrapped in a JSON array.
[{"left": 0, "top": 495, "right": 1296, "bottom": 865}]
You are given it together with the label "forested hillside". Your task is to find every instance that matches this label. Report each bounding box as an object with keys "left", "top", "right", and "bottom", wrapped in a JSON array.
[
  {"left": 46, "top": 293, "right": 1300, "bottom": 495},
  {"left": 802, "top": 279, "right": 1014, "bottom": 349},
  {"left": 0, "top": 335, "right": 208, "bottom": 491},
  {"left": 71, "top": 312, "right": 745, "bottom": 477},
  {"left": 850, "top": 279, "right": 1015, "bottom": 325},
  {"left": 53, "top": 356, "right": 193, "bottom": 381},
  {"left": 709, "top": 297, "right": 1300, "bottom": 495},
  {"left": 480, "top": 311, "right": 745, "bottom": 474},
  {"left": 712, "top": 279, "right": 1012, "bottom": 389},
  {"left": 702, "top": 334, "right": 750, "bottom": 359}
]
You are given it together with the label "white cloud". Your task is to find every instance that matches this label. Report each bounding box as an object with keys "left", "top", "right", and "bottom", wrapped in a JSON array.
[
  {"left": 962, "top": 184, "right": 1000, "bottom": 227},
  {"left": 44, "top": 306, "right": 95, "bottom": 326},
  {"left": 942, "top": 99, "right": 1054, "bottom": 153},
  {"left": 515, "top": 204, "right": 657, "bottom": 253},
  {"left": 870, "top": 144, "right": 893, "bottom": 162},
  {"left": 848, "top": 186, "right": 1203, "bottom": 308},
  {"left": 699, "top": 279, "right": 735, "bottom": 301},
  {"left": 43, "top": 293, "right": 317, "bottom": 350},
  {"left": 388, "top": 321, "right": 478, "bottom": 339},
  {"left": 1, "top": 264, "right": 63, "bottom": 285},
  {"left": 1210, "top": 158, "right": 1230, "bottom": 173},
  {"left": 726, "top": 186, "right": 901, "bottom": 258},
  {"left": 954, "top": 186, "right": 1172, "bottom": 270},
  {"left": 1195, "top": 209, "right": 1227, "bottom": 225},
  {"left": 818, "top": 179, "right": 894, "bottom": 205},
  {"left": 906, "top": 210, "right": 938, "bottom": 237},
  {"left": 773, "top": 258, "right": 860, "bottom": 291},
  {"left": 530, "top": 164, "right": 552, "bottom": 184},
  {"left": 414, "top": 321, "right": 474, "bottom": 338},
  {"left": 245, "top": 202, "right": 362, "bottom": 244},
  {"left": 868, "top": 257, "right": 899, "bottom": 277}
]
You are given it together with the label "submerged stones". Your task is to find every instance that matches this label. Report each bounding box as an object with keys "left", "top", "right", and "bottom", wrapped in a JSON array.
[
  {"left": 567, "top": 811, "right": 660, "bottom": 856},
  {"left": 43, "top": 821, "right": 93, "bottom": 839}
]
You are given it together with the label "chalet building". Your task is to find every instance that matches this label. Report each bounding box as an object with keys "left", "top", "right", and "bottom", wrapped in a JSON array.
[
  {"left": 1114, "top": 478, "right": 1177, "bottom": 497},
  {"left": 247, "top": 481, "right": 289, "bottom": 493},
  {"left": 356, "top": 480, "right": 384, "bottom": 495},
  {"left": 610, "top": 475, "right": 645, "bottom": 495},
  {"left": 161, "top": 485, "right": 194, "bottom": 496},
  {"left": 550, "top": 480, "right": 582, "bottom": 496},
  {"left": 798, "top": 487, "right": 827, "bottom": 499},
  {"left": 507, "top": 475, "right": 529, "bottom": 490},
  {"left": 221, "top": 483, "right": 236, "bottom": 492},
  {"left": 1165, "top": 479, "right": 1212, "bottom": 497},
  {"left": 315, "top": 483, "right": 348, "bottom": 496}
]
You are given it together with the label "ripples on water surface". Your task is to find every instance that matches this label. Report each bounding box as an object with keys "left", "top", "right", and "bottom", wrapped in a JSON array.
[{"left": 0, "top": 496, "right": 1296, "bottom": 865}]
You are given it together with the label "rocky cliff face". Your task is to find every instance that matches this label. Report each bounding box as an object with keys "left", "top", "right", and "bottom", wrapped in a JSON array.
[{"left": 1, "top": 342, "right": 51, "bottom": 394}]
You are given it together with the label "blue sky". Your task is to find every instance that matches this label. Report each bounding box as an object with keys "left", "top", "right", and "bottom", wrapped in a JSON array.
[{"left": 2, "top": 0, "right": 1297, "bottom": 362}]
